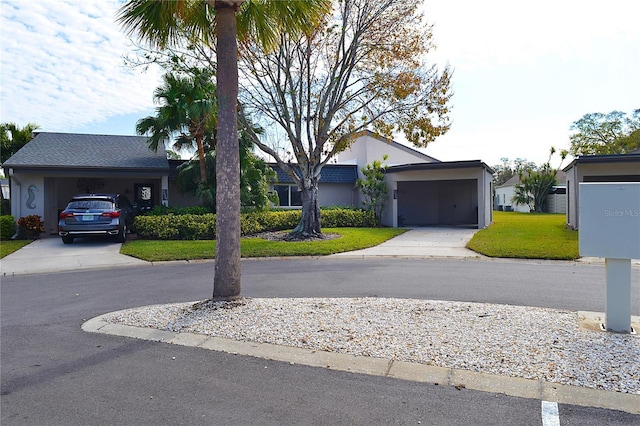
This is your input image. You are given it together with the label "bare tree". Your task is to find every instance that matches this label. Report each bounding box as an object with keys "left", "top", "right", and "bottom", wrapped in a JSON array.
[{"left": 238, "top": 0, "right": 452, "bottom": 238}]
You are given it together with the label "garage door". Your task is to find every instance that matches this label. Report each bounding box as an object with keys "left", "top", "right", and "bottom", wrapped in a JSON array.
[{"left": 397, "top": 179, "right": 478, "bottom": 226}]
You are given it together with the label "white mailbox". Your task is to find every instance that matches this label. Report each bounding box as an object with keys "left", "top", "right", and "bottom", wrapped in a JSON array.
[
  {"left": 579, "top": 183, "right": 640, "bottom": 259},
  {"left": 579, "top": 182, "right": 640, "bottom": 333}
]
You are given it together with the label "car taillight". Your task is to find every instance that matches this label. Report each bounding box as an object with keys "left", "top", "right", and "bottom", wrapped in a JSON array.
[
  {"left": 60, "top": 212, "right": 74, "bottom": 219},
  {"left": 100, "top": 211, "right": 121, "bottom": 218}
]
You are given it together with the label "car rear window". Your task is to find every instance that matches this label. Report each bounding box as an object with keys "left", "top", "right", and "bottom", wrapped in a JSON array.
[{"left": 67, "top": 200, "right": 114, "bottom": 210}]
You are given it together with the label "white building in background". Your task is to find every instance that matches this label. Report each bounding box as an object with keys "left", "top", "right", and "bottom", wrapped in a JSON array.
[{"left": 494, "top": 171, "right": 566, "bottom": 214}]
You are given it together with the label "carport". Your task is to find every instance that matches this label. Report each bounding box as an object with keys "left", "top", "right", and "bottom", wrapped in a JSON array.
[
  {"left": 382, "top": 161, "right": 494, "bottom": 229},
  {"left": 2, "top": 133, "right": 170, "bottom": 235}
]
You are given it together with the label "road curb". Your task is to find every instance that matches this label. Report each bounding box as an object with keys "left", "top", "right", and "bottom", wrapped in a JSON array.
[{"left": 83, "top": 312, "right": 640, "bottom": 415}]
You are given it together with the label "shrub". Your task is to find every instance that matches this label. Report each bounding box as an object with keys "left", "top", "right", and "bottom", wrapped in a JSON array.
[
  {"left": 322, "top": 208, "right": 376, "bottom": 227},
  {"left": 356, "top": 156, "right": 388, "bottom": 225},
  {"left": 250, "top": 210, "right": 301, "bottom": 231},
  {"left": 16, "top": 215, "right": 44, "bottom": 240},
  {"left": 134, "top": 208, "right": 377, "bottom": 240},
  {"left": 134, "top": 214, "right": 216, "bottom": 240},
  {"left": 145, "top": 205, "right": 212, "bottom": 216},
  {"left": 239, "top": 213, "right": 263, "bottom": 235},
  {"left": 0, "top": 215, "right": 15, "bottom": 240}
]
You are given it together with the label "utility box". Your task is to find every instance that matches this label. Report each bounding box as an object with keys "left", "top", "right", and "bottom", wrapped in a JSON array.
[
  {"left": 579, "top": 182, "right": 640, "bottom": 333},
  {"left": 579, "top": 183, "right": 640, "bottom": 259}
]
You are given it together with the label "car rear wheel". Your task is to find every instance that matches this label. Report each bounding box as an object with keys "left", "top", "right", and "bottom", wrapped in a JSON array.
[
  {"left": 115, "top": 225, "right": 127, "bottom": 243},
  {"left": 61, "top": 235, "right": 74, "bottom": 244}
]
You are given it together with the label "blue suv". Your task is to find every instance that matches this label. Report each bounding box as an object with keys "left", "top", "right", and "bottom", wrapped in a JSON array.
[{"left": 58, "top": 194, "right": 135, "bottom": 244}]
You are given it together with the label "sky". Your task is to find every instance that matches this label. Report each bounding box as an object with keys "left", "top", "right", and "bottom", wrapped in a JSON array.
[{"left": 1, "top": 0, "right": 639, "bottom": 167}]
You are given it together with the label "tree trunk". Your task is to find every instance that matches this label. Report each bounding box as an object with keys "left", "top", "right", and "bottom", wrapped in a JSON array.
[
  {"left": 213, "top": 3, "right": 241, "bottom": 299},
  {"left": 196, "top": 134, "right": 208, "bottom": 184},
  {"left": 290, "top": 178, "right": 322, "bottom": 238}
]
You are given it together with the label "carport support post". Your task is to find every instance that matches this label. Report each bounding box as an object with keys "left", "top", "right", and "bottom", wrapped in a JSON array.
[
  {"left": 605, "top": 258, "right": 632, "bottom": 333},
  {"left": 161, "top": 176, "right": 169, "bottom": 207}
]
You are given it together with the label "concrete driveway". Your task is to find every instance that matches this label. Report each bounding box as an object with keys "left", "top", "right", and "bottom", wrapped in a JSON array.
[
  {"left": 1, "top": 235, "right": 147, "bottom": 276},
  {"left": 331, "top": 227, "right": 480, "bottom": 259}
]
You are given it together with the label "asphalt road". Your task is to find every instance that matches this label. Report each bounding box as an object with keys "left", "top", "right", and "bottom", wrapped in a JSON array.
[{"left": 2, "top": 258, "right": 639, "bottom": 425}]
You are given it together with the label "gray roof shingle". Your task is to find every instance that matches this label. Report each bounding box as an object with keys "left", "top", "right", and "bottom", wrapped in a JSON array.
[
  {"left": 2, "top": 132, "right": 169, "bottom": 170},
  {"left": 272, "top": 164, "right": 357, "bottom": 184}
]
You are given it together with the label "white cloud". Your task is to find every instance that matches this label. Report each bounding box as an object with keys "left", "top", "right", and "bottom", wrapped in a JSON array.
[
  {"left": 423, "top": 0, "right": 640, "bottom": 69},
  {"left": 0, "top": 0, "right": 162, "bottom": 132}
]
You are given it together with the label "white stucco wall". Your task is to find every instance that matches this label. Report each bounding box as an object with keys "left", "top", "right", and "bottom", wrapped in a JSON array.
[
  {"left": 9, "top": 173, "right": 45, "bottom": 230},
  {"left": 338, "top": 134, "right": 437, "bottom": 208},
  {"left": 338, "top": 134, "right": 434, "bottom": 168},
  {"left": 481, "top": 168, "right": 493, "bottom": 228},
  {"left": 318, "top": 183, "right": 356, "bottom": 207}
]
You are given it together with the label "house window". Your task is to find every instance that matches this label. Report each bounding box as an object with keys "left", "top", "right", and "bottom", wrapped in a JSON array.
[{"left": 274, "top": 184, "right": 302, "bottom": 207}]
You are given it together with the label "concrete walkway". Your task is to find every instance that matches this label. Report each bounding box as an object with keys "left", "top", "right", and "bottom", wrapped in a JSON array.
[{"left": 1, "top": 235, "right": 147, "bottom": 276}]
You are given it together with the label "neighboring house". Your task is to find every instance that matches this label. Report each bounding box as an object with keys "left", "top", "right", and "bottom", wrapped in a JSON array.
[
  {"left": 495, "top": 175, "right": 529, "bottom": 213},
  {"left": 494, "top": 171, "right": 567, "bottom": 214},
  {"left": 2, "top": 130, "right": 495, "bottom": 233},
  {"left": 563, "top": 148, "right": 640, "bottom": 229}
]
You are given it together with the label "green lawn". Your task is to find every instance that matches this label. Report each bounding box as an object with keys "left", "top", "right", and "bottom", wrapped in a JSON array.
[
  {"left": 0, "top": 240, "right": 31, "bottom": 258},
  {"left": 467, "top": 211, "right": 579, "bottom": 260},
  {"left": 0, "top": 215, "right": 581, "bottom": 261},
  {"left": 120, "top": 227, "right": 406, "bottom": 262}
]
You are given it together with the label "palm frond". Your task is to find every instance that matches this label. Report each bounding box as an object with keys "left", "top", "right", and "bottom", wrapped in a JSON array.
[
  {"left": 238, "top": 0, "right": 332, "bottom": 51},
  {"left": 117, "top": 0, "right": 214, "bottom": 48}
]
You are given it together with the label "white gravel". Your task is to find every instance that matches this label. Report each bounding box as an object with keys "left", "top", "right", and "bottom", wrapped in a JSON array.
[{"left": 104, "top": 297, "right": 640, "bottom": 394}]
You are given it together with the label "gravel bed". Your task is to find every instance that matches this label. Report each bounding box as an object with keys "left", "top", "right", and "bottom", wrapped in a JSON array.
[{"left": 104, "top": 297, "right": 640, "bottom": 394}]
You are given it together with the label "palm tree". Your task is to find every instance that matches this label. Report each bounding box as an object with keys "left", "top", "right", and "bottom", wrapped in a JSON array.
[
  {"left": 1, "top": 123, "right": 39, "bottom": 214},
  {"left": 1, "top": 122, "right": 39, "bottom": 164},
  {"left": 136, "top": 70, "right": 216, "bottom": 184},
  {"left": 176, "top": 126, "right": 277, "bottom": 212},
  {"left": 118, "top": 0, "right": 331, "bottom": 299}
]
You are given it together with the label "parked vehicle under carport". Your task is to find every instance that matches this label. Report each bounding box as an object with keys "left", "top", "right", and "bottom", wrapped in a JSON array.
[{"left": 58, "top": 194, "right": 136, "bottom": 244}]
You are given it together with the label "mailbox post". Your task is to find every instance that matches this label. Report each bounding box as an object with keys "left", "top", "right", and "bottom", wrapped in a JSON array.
[{"left": 579, "top": 183, "right": 640, "bottom": 333}]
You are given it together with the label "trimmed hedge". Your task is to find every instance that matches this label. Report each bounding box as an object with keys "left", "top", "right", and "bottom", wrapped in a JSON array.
[
  {"left": 1, "top": 215, "right": 15, "bottom": 240},
  {"left": 134, "top": 213, "right": 216, "bottom": 240},
  {"left": 145, "top": 205, "right": 212, "bottom": 216},
  {"left": 133, "top": 208, "right": 376, "bottom": 240},
  {"left": 322, "top": 208, "right": 376, "bottom": 227}
]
